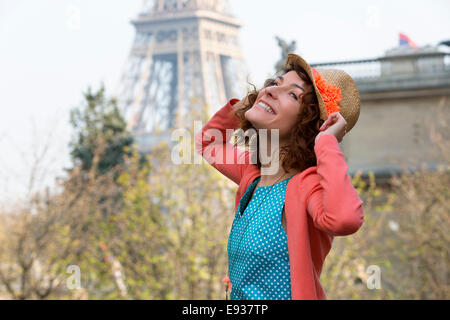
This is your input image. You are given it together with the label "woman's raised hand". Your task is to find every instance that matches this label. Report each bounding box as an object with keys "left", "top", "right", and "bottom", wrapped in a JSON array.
[{"left": 315, "top": 112, "right": 348, "bottom": 144}]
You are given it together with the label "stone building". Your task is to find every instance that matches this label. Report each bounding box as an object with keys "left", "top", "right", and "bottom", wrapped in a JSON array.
[
  {"left": 311, "top": 44, "right": 450, "bottom": 184},
  {"left": 117, "top": 1, "right": 450, "bottom": 185}
]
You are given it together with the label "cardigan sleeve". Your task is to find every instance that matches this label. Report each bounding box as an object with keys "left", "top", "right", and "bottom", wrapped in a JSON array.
[
  {"left": 194, "top": 98, "right": 253, "bottom": 185},
  {"left": 306, "top": 133, "right": 364, "bottom": 236}
]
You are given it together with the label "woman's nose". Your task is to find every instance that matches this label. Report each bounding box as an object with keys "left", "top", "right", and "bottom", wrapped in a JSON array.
[{"left": 266, "top": 86, "right": 277, "bottom": 98}]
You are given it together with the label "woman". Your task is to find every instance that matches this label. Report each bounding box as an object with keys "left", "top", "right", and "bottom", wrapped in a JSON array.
[{"left": 194, "top": 53, "right": 364, "bottom": 300}]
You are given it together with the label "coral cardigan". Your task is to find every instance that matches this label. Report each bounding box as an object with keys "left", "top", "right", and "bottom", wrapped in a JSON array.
[{"left": 194, "top": 98, "right": 365, "bottom": 300}]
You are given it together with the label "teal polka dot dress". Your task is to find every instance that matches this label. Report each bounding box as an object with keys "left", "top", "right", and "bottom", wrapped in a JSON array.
[{"left": 227, "top": 175, "right": 293, "bottom": 300}]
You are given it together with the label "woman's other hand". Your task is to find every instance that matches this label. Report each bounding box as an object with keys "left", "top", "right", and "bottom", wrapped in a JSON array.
[{"left": 315, "top": 112, "right": 347, "bottom": 144}]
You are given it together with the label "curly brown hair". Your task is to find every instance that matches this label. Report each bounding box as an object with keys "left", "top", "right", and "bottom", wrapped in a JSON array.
[{"left": 231, "top": 64, "right": 325, "bottom": 174}]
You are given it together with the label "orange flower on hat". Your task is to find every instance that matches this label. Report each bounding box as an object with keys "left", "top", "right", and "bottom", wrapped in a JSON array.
[{"left": 312, "top": 68, "right": 342, "bottom": 116}]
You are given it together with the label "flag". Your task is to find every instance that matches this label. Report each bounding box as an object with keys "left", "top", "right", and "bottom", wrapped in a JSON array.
[{"left": 399, "top": 33, "right": 418, "bottom": 50}]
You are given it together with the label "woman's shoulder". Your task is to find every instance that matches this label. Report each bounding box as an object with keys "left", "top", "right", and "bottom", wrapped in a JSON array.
[
  {"left": 291, "top": 166, "right": 320, "bottom": 184},
  {"left": 286, "top": 166, "right": 321, "bottom": 199}
]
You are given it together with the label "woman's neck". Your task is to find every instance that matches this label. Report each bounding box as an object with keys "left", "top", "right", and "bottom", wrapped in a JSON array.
[{"left": 258, "top": 142, "right": 299, "bottom": 186}]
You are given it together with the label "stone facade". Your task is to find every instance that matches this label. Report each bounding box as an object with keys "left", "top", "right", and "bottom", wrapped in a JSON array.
[{"left": 313, "top": 45, "right": 450, "bottom": 184}]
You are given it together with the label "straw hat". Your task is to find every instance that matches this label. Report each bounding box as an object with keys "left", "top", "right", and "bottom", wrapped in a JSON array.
[{"left": 284, "top": 53, "right": 361, "bottom": 133}]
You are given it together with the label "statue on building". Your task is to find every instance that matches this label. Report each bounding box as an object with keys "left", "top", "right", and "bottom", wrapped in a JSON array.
[{"left": 274, "top": 36, "right": 297, "bottom": 72}]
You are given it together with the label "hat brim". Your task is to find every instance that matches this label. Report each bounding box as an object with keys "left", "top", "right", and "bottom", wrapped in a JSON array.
[{"left": 284, "top": 53, "right": 328, "bottom": 121}]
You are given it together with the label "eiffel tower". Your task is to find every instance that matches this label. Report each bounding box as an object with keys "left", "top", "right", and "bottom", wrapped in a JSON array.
[{"left": 117, "top": 0, "right": 250, "bottom": 152}]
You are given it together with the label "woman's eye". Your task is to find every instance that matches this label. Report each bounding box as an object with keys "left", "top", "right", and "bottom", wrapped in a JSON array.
[{"left": 270, "top": 80, "right": 298, "bottom": 100}]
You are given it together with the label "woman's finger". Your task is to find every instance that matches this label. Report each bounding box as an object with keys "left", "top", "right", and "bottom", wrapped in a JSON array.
[
  {"left": 319, "top": 121, "right": 326, "bottom": 130},
  {"left": 320, "top": 112, "right": 344, "bottom": 131},
  {"left": 321, "top": 116, "right": 333, "bottom": 129},
  {"left": 320, "top": 118, "right": 331, "bottom": 131}
]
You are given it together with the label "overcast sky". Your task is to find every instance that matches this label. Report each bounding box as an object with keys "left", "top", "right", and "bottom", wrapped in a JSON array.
[{"left": 0, "top": 0, "right": 449, "bottom": 203}]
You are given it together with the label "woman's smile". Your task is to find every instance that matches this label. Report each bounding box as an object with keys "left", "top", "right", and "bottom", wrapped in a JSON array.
[{"left": 255, "top": 102, "right": 276, "bottom": 115}]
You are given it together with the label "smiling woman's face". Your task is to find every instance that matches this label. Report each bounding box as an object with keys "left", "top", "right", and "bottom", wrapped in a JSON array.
[{"left": 244, "top": 70, "right": 309, "bottom": 142}]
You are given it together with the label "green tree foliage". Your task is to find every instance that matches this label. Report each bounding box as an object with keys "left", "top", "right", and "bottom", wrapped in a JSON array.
[
  {"left": 321, "top": 99, "right": 450, "bottom": 299},
  {"left": 102, "top": 103, "right": 237, "bottom": 299},
  {"left": 69, "top": 84, "right": 135, "bottom": 175},
  {"left": 1, "top": 88, "right": 448, "bottom": 300}
]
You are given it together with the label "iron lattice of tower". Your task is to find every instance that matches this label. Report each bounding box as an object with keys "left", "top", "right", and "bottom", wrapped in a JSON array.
[{"left": 117, "top": 0, "right": 250, "bottom": 152}]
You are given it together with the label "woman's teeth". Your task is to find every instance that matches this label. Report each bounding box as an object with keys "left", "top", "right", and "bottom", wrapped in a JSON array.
[{"left": 257, "top": 102, "right": 274, "bottom": 114}]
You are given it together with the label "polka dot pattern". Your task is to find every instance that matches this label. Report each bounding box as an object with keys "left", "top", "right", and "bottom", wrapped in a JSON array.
[{"left": 227, "top": 176, "right": 293, "bottom": 300}]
